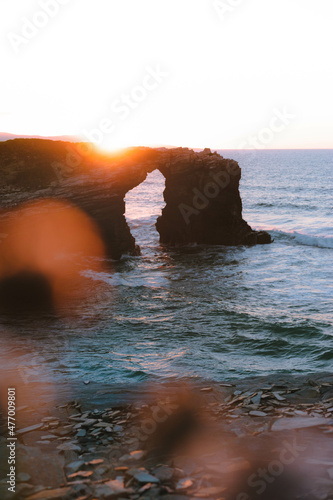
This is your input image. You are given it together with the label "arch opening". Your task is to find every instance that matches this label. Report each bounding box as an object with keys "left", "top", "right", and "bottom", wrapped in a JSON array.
[{"left": 125, "top": 169, "right": 165, "bottom": 251}]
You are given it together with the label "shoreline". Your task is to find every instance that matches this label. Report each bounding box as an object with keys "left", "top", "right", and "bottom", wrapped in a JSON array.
[
  {"left": 4, "top": 369, "right": 333, "bottom": 408},
  {"left": 1, "top": 372, "right": 333, "bottom": 499}
]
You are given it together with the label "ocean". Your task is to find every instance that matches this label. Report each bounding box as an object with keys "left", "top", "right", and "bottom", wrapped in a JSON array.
[{"left": 1, "top": 149, "right": 332, "bottom": 390}]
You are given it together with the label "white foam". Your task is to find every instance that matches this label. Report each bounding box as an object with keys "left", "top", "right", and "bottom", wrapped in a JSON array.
[
  {"left": 292, "top": 231, "right": 333, "bottom": 249},
  {"left": 261, "top": 228, "right": 333, "bottom": 249}
]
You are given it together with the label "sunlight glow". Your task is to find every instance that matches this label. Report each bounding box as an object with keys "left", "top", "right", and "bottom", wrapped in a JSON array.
[{"left": 1, "top": 0, "right": 332, "bottom": 149}]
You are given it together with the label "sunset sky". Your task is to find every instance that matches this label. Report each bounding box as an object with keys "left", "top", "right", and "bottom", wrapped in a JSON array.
[{"left": 1, "top": 0, "right": 332, "bottom": 150}]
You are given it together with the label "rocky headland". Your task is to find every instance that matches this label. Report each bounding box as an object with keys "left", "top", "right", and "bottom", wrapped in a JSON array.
[{"left": 0, "top": 139, "right": 271, "bottom": 260}]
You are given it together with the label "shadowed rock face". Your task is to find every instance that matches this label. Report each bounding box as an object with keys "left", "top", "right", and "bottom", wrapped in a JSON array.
[
  {"left": 0, "top": 139, "right": 271, "bottom": 259},
  {"left": 156, "top": 148, "right": 271, "bottom": 246}
]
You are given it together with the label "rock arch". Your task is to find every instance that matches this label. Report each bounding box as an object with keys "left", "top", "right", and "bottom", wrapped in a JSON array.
[{"left": 0, "top": 140, "right": 271, "bottom": 259}]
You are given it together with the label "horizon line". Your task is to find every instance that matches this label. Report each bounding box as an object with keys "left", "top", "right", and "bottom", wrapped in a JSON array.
[{"left": 0, "top": 133, "right": 332, "bottom": 151}]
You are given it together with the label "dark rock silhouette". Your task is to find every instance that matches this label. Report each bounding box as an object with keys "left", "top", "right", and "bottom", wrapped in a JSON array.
[
  {"left": 0, "top": 271, "right": 54, "bottom": 316},
  {"left": 0, "top": 139, "right": 271, "bottom": 259}
]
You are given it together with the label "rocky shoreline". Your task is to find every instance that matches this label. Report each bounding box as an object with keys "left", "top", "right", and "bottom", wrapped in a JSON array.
[
  {"left": 1, "top": 373, "right": 333, "bottom": 500},
  {"left": 0, "top": 140, "right": 271, "bottom": 260}
]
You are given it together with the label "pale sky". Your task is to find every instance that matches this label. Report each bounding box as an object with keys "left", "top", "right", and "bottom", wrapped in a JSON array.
[{"left": 0, "top": 0, "right": 332, "bottom": 150}]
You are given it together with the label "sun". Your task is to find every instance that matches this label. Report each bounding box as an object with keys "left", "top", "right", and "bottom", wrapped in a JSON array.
[{"left": 77, "top": 134, "right": 137, "bottom": 154}]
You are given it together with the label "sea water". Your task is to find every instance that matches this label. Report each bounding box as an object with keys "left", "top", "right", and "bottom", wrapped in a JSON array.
[{"left": 1, "top": 149, "right": 332, "bottom": 388}]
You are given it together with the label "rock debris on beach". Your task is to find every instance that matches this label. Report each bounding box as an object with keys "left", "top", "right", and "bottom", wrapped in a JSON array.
[{"left": 1, "top": 374, "right": 333, "bottom": 499}]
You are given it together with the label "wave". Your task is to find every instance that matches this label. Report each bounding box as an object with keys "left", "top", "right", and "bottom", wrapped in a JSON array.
[
  {"left": 268, "top": 229, "right": 333, "bottom": 249},
  {"left": 254, "top": 201, "right": 318, "bottom": 211}
]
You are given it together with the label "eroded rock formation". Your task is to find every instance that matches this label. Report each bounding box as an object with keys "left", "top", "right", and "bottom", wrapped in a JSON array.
[{"left": 0, "top": 139, "right": 271, "bottom": 259}]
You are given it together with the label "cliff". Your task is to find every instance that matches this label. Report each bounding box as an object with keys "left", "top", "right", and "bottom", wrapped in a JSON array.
[{"left": 0, "top": 139, "right": 271, "bottom": 259}]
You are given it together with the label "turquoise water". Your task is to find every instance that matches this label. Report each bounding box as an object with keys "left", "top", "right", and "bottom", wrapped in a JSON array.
[{"left": 1, "top": 150, "right": 332, "bottom": 387}]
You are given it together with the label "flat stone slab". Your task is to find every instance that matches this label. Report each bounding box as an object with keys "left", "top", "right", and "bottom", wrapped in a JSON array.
[
  {"left": 26, "top": 487, "right": 72, "bottom": 500},
  {"left": 271, "top": 416, "right": 333, "bottom": 431},
  {"left": 94, "top": 479, "right": 133, "bottom": 499},
  {"left": 16, "top": 423, "right": 44, "bottom": 435},
  {"left": 133, "top": 471, "right": 160, "bottom": 484}
]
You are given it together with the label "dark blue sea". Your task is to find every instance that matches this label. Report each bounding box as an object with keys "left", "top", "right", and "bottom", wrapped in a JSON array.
[{"left": 1, "top": 149, "right": 332, "bottom": 390}]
